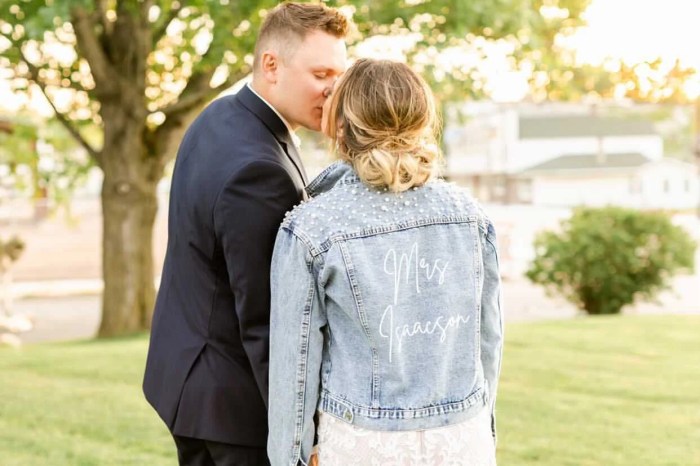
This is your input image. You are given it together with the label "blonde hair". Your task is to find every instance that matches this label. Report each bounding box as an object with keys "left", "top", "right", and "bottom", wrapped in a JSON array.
[
  {"left": 254, "top": 2, "right": 349, "bottom": 70},
  {"left": 326, "top": 59, "right": 440, "bottom": 192}
]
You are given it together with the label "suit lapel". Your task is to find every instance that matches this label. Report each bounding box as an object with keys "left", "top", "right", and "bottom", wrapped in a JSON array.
[
  {"left": 236, "top": 85, "right": 309, "bottom": 187},
  {"left": 282, "top": 140, "right": 309, "bottom": 186}
]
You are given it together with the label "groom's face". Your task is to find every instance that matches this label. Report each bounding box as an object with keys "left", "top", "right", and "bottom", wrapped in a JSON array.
[
  {"left": 321, "top": 77, "right": 341, "bottom": 137},
  {"left": 274, "top": 30, "right": 347, "bottom": 132}
]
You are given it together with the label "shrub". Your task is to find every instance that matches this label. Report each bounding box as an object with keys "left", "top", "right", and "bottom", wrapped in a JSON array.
[
  {"left": 0, "top": 235, "right": 25, "bottom": 264},
  {"left": 1, "top": 235, "right": 28, "bottom": 347},
  {"left": 526, "top": 207, "right": 696, "bottom": 315}
]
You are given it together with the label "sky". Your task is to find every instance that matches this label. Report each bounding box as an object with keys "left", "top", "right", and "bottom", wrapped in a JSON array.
[
  {"left": 1, "top": 0, "right": 700, "bottom": 113},
  {"left": 570, "top": 0, "right": 700, "bottom": 69}
]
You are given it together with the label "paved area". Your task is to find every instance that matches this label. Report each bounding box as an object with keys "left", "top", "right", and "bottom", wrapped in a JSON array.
[
  {"left": 1, "top": 197, "right": 168, "bottom": 282},
  {"left": 14, "top": 295, "right": 101, "bottom": 344}
]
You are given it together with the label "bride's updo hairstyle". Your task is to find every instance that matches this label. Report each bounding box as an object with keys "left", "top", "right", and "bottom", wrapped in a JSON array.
[{"left": 325, "top": 59, "right": 440, "bottom": 192}]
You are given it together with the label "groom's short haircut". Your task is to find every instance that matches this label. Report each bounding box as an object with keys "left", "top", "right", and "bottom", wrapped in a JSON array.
[{"left": 253, "top": 2, "right": 349, "bottom": 71}]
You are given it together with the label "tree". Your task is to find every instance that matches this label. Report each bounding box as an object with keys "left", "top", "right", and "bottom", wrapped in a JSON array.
[
  {"left": 1, "top": 0, "right": 271, "bottom": 337},
  {"left": 534, "top": 57, "right": 700, "bottom": 103},
  {"left": 526, "top": 207, "right": 696, "bottom": 315},
  {"left": 0, "top": 0, "right": 591, "bottom": 337},
  {"left": 0, "top": 117, "right": 91, "bottom": 220}
]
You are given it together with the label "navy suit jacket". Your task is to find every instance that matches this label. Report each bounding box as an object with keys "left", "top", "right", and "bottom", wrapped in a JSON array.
[{"left": 143, "top": 85, "right": 308, "bottom": 446}]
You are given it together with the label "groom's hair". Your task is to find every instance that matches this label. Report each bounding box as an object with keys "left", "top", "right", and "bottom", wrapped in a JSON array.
[{"left": 253, "top": 2, "right": 350, "bottom": 71}]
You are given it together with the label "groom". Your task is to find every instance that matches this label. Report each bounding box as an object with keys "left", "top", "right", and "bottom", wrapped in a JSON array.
[{"left": 143, "top": 3, "right": 349, "bottom": 464}]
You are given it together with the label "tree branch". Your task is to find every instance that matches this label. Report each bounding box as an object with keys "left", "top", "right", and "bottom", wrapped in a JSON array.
[
  {"left": 156, "top": 34, "right": 241, "bottom": 119},
  {"left": 17, "top": 46, "right": 101, "bottom": 164},
  {"left": 150, "top": 69, "right": 247, "bottom": 168},
  {"left": 139, "top": 0, "right": 156, "bottom": 26},
  {"left": 93, "top": 0, "right": 114, "bottom": 38},
  {"left": 158, "top": 69, "right": 217, "bottom": 118},
  {"left": 158, "top": 66, "right": 248, "bottom": 121},
  {"left": 152, "top": 3, "right": 183, "bottom": 49},
  {"left": 71, "top": 5, "right": 118, "bottom": 96}
]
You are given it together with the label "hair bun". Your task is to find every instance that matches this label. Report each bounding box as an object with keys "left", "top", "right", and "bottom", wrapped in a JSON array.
[
  {"left": 327, "top": 59, "right": 441, "bottom": 192},
  {"left": 352, "top": 142, "right": 437, "bottom": 192}
]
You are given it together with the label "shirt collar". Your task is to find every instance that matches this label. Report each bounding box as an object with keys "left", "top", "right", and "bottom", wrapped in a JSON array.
[{"left": 246, "top": 83, "right": 302, "bottom": 149}]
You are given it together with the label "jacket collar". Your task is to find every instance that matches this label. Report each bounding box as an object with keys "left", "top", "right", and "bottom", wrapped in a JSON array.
[
  {"left": 306, "top": 161, "right": 361, "bottom": 197},
  {"left": 236, "top": 85, "right": 308, "bottom": 185},
  {"left": 245, "top": 83, "right": 301, "bottom": 149},
  {"left": 236, "top": 84, "right": 293, "bottom": 146}
]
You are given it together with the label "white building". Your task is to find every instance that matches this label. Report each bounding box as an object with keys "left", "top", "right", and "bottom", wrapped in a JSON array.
[
  {"left": 520, "top": 154, "right": 698, "bottom": 209},
  {"left": 444, "top": 105, "right": 699, "bottom": 210}
]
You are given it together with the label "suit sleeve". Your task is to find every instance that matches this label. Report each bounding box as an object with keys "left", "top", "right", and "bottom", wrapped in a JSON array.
[{"left": 213, "top": 159, "right": 301, "bottom": 406}]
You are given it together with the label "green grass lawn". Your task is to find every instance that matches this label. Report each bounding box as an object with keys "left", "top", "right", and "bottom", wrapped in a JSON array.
[{"left": 1, "top": 315, "right": 699, "bottom": 465}]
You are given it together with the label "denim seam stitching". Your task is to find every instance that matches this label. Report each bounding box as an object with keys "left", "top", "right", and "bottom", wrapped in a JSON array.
[
  {"left": 338, "top": 242, "right": 381, "bottom": 406},
  {"left": 291, "top": 254, "right": 316, "bottom": 462},
  {"left": 320, "top": 387, "right": 485, "bottom": 419},
  {"left": 315, "top": 216, "right": 480, "bottom": 255},
  {"left": 475, "top": 221, "right": 483, "bottom": 360}
]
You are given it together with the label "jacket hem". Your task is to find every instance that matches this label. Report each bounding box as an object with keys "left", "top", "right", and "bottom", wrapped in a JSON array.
[{"left": 318, "top": 387, "right": 487, "bottom": 431}]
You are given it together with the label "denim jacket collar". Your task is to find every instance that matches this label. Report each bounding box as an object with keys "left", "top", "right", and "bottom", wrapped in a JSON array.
[{"left": 305, "top": 161, "right": 361, "bottom": 198}]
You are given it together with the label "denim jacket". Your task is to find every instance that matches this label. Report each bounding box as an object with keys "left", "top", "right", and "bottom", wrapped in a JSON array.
[{"left": 268, "top": 162, "right": 504, "bottom": 466}]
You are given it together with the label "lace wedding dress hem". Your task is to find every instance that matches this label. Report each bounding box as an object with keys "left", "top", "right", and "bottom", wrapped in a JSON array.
[{"left": 315, "top": 406, "right": 497, "bottom": 466}]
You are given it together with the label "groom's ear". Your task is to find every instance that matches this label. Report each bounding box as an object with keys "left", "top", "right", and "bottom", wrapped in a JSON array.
[{"left": 260, "top": 50, "right": 279, "bottom": 83}]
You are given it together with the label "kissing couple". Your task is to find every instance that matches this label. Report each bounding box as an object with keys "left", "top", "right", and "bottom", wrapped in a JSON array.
[{"left": 144, "top": 3, "right": 503, "bottom": 465}]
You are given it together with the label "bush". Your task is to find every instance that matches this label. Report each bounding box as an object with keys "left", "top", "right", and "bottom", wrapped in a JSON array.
[
  {"left": 0, "top": 235, "right": 25, "bottom": 264},
  {"left": 526, "top": 207, "right": 696, "bottom": 315}
]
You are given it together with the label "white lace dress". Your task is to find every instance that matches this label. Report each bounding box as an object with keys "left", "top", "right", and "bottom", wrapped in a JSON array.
[{"left": 315, "top": 407, "right": 497, "bottom": 466}]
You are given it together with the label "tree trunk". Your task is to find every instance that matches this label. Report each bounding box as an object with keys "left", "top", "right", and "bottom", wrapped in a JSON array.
[
  {"left": 99, "top": 176, "right": 158, "bottom": 337},
  {"left": 97, "top": 107, "right": 160, "bottom": 337}
]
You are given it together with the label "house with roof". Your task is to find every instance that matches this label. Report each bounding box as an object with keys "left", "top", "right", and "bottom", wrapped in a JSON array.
[
  {"left": 444, "top": 106, "right": 699, "bottom": 210},
  {"left": 520, "top": 153, "right": 697, "bottom": 209}
]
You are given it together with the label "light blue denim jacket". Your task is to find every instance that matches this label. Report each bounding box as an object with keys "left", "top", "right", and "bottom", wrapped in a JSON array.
[{"left": 268, "top": 162, "right": 504, "bottom": 466}]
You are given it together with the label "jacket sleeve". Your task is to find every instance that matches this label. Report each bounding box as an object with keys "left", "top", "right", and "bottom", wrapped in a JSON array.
[
  {"left": 480, "top": 220, "right": 504, "bottom": 442},
  {"left": 268, "top": 228, "right": 326, "bottom": 466},
  {"left": 213, "top": 159, "right": 301, "bottom": 405}
]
